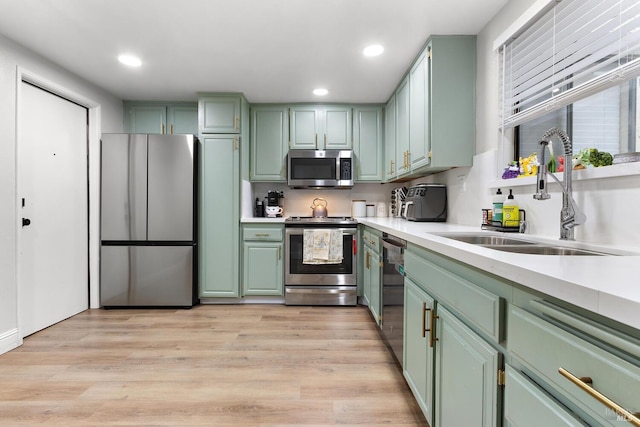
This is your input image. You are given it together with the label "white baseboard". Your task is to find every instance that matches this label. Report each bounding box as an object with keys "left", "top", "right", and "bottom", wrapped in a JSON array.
[{"left": 0, "top": 328, "right": 20, "bottom": 355}]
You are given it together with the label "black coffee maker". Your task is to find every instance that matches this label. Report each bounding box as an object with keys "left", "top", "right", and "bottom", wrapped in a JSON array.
[{"left": 266, "top": 191, "right": 284, "bottom": 217}]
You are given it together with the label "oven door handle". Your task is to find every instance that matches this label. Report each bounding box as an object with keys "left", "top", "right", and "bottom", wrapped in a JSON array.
[{"left": 353, "top": 239, "right": 357, "bottom": 255}]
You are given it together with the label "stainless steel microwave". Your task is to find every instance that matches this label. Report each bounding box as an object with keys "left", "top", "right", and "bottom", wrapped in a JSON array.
[{"left": 287, "top": 149, "right": 354, "bottom": 188}]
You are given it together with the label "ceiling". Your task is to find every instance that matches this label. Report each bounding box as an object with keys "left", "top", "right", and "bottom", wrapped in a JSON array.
[{"left": 0, "top": 0, "right": 508, "bottom": 103}]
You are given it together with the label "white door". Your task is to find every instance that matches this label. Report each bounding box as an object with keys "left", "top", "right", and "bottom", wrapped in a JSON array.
[{"left": 18, "top": 82, "right": 89, "bottom": 337}]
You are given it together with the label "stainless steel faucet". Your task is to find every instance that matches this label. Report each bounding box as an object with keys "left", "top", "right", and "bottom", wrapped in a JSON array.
[{"left": 533, "top": 128, "right": 586, "bottom": 240}]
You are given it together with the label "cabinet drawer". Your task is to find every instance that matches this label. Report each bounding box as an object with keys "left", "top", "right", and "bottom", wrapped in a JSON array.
[
  {"left": 405, "top": 250, "right": 502, "bottom": 342},
  {"left": 504, "top": 364, "right": 588, "bottom": 427},
  {"left": 508, "top": 305, "right": 640, "bottom": 426},
  {"left": 243, "top": 226, "right": 283, "bottom": 241}
]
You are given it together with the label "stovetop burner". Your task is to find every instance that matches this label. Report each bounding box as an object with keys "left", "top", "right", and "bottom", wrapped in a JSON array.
[{"left": 285, "top": 216, "right": 357, "bottom": 226}]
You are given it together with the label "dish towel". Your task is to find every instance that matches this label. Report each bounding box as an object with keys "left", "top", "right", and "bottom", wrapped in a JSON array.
[{"left": 303, "top": 229, "right": 344, "bottom": 264}]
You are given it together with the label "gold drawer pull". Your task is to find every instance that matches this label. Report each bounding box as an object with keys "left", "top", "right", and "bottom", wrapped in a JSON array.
[
  {"left": 558, "top": 367, "right": 640, "bottom": 427},
  {"left": 429, "top": 308, "right": 439, "bottom": 348},
  {"left": 254, "top": 233, "right": 270, "bottom": 237}
]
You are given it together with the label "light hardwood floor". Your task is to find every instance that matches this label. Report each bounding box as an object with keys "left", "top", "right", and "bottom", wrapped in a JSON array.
[{"left": 0, "top": 305, "right": 427, "bottom": 426}]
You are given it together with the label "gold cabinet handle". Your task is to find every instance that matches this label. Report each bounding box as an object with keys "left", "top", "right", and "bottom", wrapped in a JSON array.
[
  {"left": 390, "top": 160, "right": 395, "bottom": 175},
  {"left": 235, "top": 116, "right": 239, "bottom": 130},
  {"left": 254, "top": 233, "right": 270, "bottom": 237},
  {"left": 278, "top": 245, "right": 281, "bottom": 260},
  {"left": 161, "top": 123, "right": 165, "bottom": 134},
  {"left": 429, "top": 308, "right": 439, "bottom": 348},
  {"left": 366, "top": 252, "right": 370, "bottom": 269},
  {"left": 170, "top": 124, "right": 173, "bottom": 135},
  {"left": 233, "top": 137, "right": 238, "bottom": 151},
  {"left": 558, "top": 367, "right": 640, "bottom": 427}
]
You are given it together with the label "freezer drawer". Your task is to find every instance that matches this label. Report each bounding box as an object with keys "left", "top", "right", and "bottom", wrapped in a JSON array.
[{"left": 100, "top": 245, "right": 194, "bottom": 307}]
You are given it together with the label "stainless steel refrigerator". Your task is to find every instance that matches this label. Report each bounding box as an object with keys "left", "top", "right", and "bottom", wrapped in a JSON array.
[{"left": 100, "top": 134, "right": 198, "bottom": 307}]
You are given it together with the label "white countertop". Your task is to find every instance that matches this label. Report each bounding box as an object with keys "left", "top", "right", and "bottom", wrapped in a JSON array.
[
  {"left": 358, "top": 218, "right": 640, "bottom": 331},
  {"left": 241, "top": 217, "right": 286, "bottom": 223}
]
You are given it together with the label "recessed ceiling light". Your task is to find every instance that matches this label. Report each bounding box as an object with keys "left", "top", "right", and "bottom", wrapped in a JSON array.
[
  {"left": 118, "top": 54, "right": 142, "bottom": 67},
  {"left": 313, "top": 88, "right": 329, "bottom": 96},
  {"left": 363, "top": 44, "right": 384, "bottom": 57}
]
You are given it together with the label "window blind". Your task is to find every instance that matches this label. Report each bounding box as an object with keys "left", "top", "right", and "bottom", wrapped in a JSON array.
[{"left": 500, "top": 0, "right": 640, "bottom": 129}]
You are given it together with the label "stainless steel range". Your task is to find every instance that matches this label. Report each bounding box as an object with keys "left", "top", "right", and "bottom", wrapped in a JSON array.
[{"left": 284, "top": 216, "right": 357, "bottom": 306}]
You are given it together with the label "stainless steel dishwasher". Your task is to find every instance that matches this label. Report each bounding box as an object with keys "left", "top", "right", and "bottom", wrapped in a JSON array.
[{"left": 381, "top": 233, "right": 406, "bottom": 366}]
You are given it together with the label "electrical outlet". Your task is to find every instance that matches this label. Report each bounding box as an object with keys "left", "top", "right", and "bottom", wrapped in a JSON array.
[{"left": 457, "top": 175, "right": 466, "bottom": 192}]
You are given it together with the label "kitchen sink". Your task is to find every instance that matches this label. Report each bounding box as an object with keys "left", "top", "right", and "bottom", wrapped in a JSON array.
[
  {"left": 438, "top": 235, "right": 535, "bottom": 245},
  {"left": 433, "top": 233, "right": 620, "bottom": 256},
  {"left": 484, "top": 244, "right": 608, "bottom": 256}
]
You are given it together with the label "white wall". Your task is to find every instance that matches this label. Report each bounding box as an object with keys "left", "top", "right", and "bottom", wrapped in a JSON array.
[
  {"left": 0, "top": 33, "right": 123, "bottom": 353},
  {"left": 414, "top": 0, "right": 640, "bottom": 251}
]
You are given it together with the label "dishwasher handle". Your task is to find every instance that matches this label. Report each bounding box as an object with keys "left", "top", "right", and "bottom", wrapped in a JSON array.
[{"left": 381, "top": 237, "right": 406, "bottom": 250}]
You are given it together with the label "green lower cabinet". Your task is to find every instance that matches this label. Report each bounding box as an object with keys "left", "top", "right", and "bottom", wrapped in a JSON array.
[
  {"left": 199, "top": 135, "right": 240, "bottom": 298},
  {"left": 434, "top": 305, "right": 500, "bottom": 427},
  {"left": 403, "top": 277, "right": 435, "bottom": 426},
  {"left": 241, "top": 225, "right": 284, "bottom": 296},
  {"left": 504, "top": 365, "right": 588, "bottom": 427},
  {"left": 363, "top": 246, "right": 381, "bottom": 324}
]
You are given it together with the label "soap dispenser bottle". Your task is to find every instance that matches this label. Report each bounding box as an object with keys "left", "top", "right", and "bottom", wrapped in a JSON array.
[
  {"left": 502, "top": 189, "right": 519, "bottom": 227},
  {"left": 492, "top": 189, "right": 503, "bottom": 224}
]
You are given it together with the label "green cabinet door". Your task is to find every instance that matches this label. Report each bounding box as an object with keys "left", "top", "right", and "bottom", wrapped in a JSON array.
[
  {"left": 384, "top": 95, "right": 397, "bottom": 181},
  {"left": 504, "top": 365, "right": 587, "bottom": 427},
  {"left": 353, "top": 106, "right": 383, "bottom": 182},
  {"left": 167, "top": 104, "right": 198, "bottom": 135},
  {"left": 369, "top": 249, "right": 381, "bottom": 324},
  {"left": 290, "top": 105, "right": 352, "bottom": 149},
  {"left": 125, "top": 104, "right": 166, "bottom": 134},
  {"left": 199, "top": 96, "right": 241, "bottom": 133},
  {"left": 323, "top": 105, "right": 352, "bottom": 149},
  {"left": 426, "top": 36, "right": 475, "bottom": 171},
  {"left": 242, "top": 241, "right": 283, "bottom": 296},
  {"left": 199, "top": 135, "right": 239, "bottom": 297},
  {"left": 434, "top": 305, "right": 500, "bottom": 427},
  {"left": 404, "top": 277, "right": 435, "bottom": 426},
  {"left": 409, "top": 46, "right": 431, "bottom": 170},
  {"left": 289, "top": 106, "right": 319, "bottom": 149},
  {"left": 250, "top": 106, "right": 289, "bottom": 181},
  {"left": 395, "top": 77, "right": 410, "bottom": 177}
]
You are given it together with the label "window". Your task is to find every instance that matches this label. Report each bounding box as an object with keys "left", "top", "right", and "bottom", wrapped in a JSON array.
[{"left": 500, "top": 0, "right": 640, "bottom": 160}]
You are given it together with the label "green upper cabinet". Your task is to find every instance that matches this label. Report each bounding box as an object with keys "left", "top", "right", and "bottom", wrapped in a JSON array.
[
  {"left": 426, "top": 36, "right": 475, "bottom": 172},
  {"left": 124, "top": 102, "right": 197, "bottom": 135},
  {"left": 199, "top": 95, "right": 241, "bottom": 133},
  {"left": 250, "top": 106, "right": 289, "bottom": 181},
  {"left": 387, "top": 35, "right": 476, "bottom": 180},
  {"left": 409, "top": 47, "right": 430, "bottom": 170},
  {"left": 395, "top": 77, "right": 410, "bottom": 177},
  {"left": 290, "top": 105, "right": 352, "bottom": 149},
  {"left": 384, "top": 95, "right": 397, "bottom": 181},
  {"left": 353, "top": 106, "right": 383, "bottom": 182},
  {"left": 167, "top": 105, "right": 198, "bottom": 135}
]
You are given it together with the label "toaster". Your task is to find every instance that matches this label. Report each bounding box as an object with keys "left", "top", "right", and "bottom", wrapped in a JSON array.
[{"left": 403, "top": 183, "right": 447, "bottom": 222}]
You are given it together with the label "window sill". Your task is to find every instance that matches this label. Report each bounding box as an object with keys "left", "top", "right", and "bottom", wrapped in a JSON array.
[{"left": 490, "top": 161, "right": 640, "bottom": 190}]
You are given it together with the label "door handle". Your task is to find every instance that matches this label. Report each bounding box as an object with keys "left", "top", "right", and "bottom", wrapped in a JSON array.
[{"left": 22, "top": 218, "right": 31, "bottom": 227}]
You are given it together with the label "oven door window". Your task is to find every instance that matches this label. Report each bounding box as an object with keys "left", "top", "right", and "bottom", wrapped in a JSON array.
[
  {"left": 290, "top": 158, "right": 336, "bottom": 180},
  {"left": 288, "top": 234, "right": 353, "bottom": 275}
]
